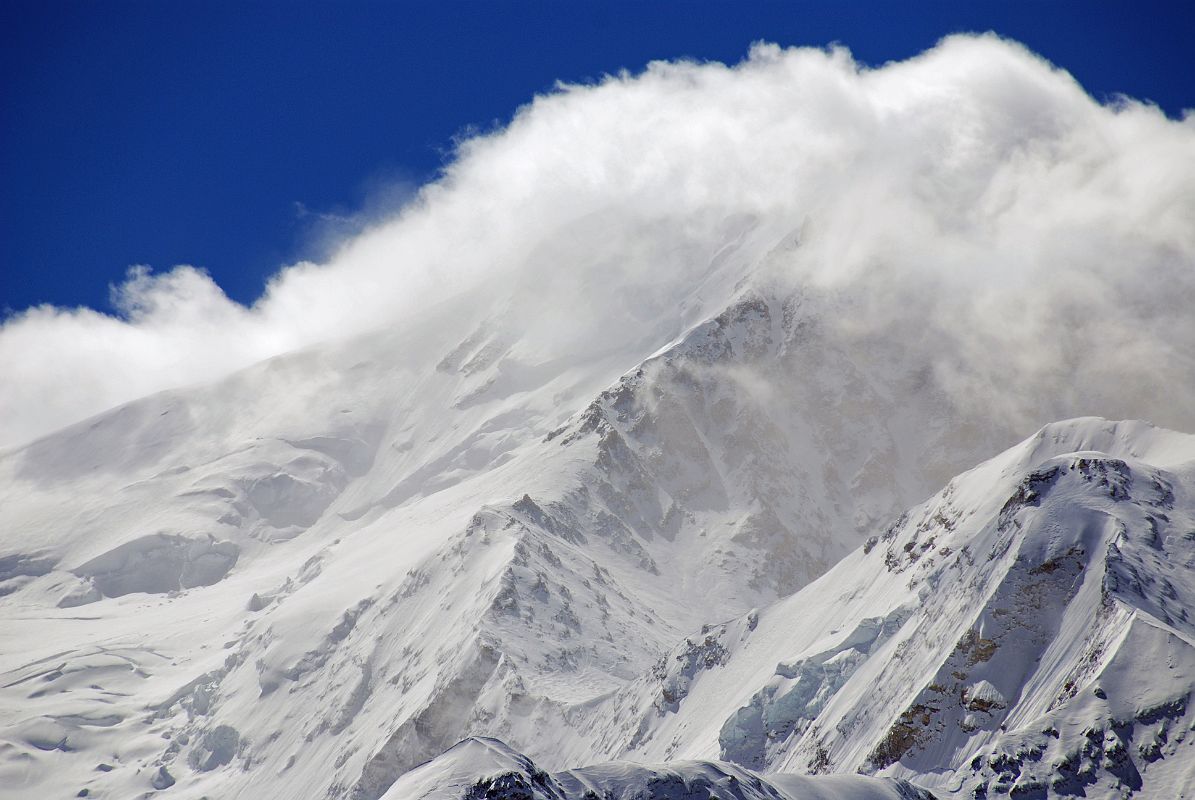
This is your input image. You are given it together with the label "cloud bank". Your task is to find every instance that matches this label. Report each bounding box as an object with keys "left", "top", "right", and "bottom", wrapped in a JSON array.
[{"left": 2, "top": 34, "right": 1193, "bottom": 449}]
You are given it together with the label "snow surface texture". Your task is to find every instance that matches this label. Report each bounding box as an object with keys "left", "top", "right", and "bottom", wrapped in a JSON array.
[
  {"left": 2, "top": 35, "right": 1195, "bottom": 800},
  {"left": 386, "top": 737, "right": 935, "bottom": 800},
  {"left": 562, "top": 418, "right": 1195, "bottom": 800},
  {"left": 3, "top": 295, "right": 1194, "bottom": 800},
  {"left": 1, "top": 284, "right": 1020, "bottom": 799}
]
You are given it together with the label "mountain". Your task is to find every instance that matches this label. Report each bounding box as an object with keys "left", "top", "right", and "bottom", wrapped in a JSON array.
[
  {"left": 563, "top": 417, "right": 1195, "bottom": 799},
  {"left": 1, "top": 271, "right": 1192, "bottom": 800},
  {"left": 4, "top": 33, "right": 1195, "bottom": 800},
  {"left": 385, "top": 737, "right": 935, "bottom": 800}
]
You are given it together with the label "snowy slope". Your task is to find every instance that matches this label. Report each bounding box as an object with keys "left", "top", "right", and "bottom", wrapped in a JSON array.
[
  {"left": 385, "top": 737, "right": 934, "bottom": 800},
  {"left": 0, "top": 273, "right": 1044, "bottom": 800},
  {"left": 567, "top": 418, "right": 1195, "bottom": 799},
  {"left": 1, "top": 271, "right": 1193, "bottom": 800}
]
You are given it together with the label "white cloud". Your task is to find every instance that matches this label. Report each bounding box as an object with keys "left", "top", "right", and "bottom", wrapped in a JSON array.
[{"left": 2, "top": 34, "right": 1193, "bottom": 449}]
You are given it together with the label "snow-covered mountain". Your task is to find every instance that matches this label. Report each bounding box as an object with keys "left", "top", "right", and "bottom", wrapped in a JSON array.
[
  {"left": 385, "top": 737, "right": 935, "bottom": 800},
  {"left": 563, "top": 417, "right": 1195, "bottom": 799},
  {"left": 2, "top": 266, "right": 1194, "bottom": 800},
  {"left": 358, "top": 415, "right": 1195, "bottom": 800},
  {"left": 0, "top": 278, "right": 1009, "bottom": 799},
  {"left": 2, "top": 35, "right": 1195, "bottom": 800}
]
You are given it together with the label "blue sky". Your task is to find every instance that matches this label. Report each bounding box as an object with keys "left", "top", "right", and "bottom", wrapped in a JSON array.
[{"left": 2, "top": 0, "right": 1192, "bottom": 316}]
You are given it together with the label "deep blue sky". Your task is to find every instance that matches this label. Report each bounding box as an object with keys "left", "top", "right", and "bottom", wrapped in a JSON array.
[{"left": 2, "top": 1, "right": 1192, "bottom": 316}]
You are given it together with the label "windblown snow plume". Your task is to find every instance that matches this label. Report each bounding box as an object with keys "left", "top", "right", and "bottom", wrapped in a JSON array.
[
  {"left": 2, "top": 33, "right": 1194, "bottom": 800},
  {"left": 2, "top": 33, "right": 1193, "bottom": 449}
]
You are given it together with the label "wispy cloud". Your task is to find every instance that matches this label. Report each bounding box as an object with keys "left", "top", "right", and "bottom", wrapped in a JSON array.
[{"left": 2, "top": 34, "right": 1192, "bottom": 449}]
